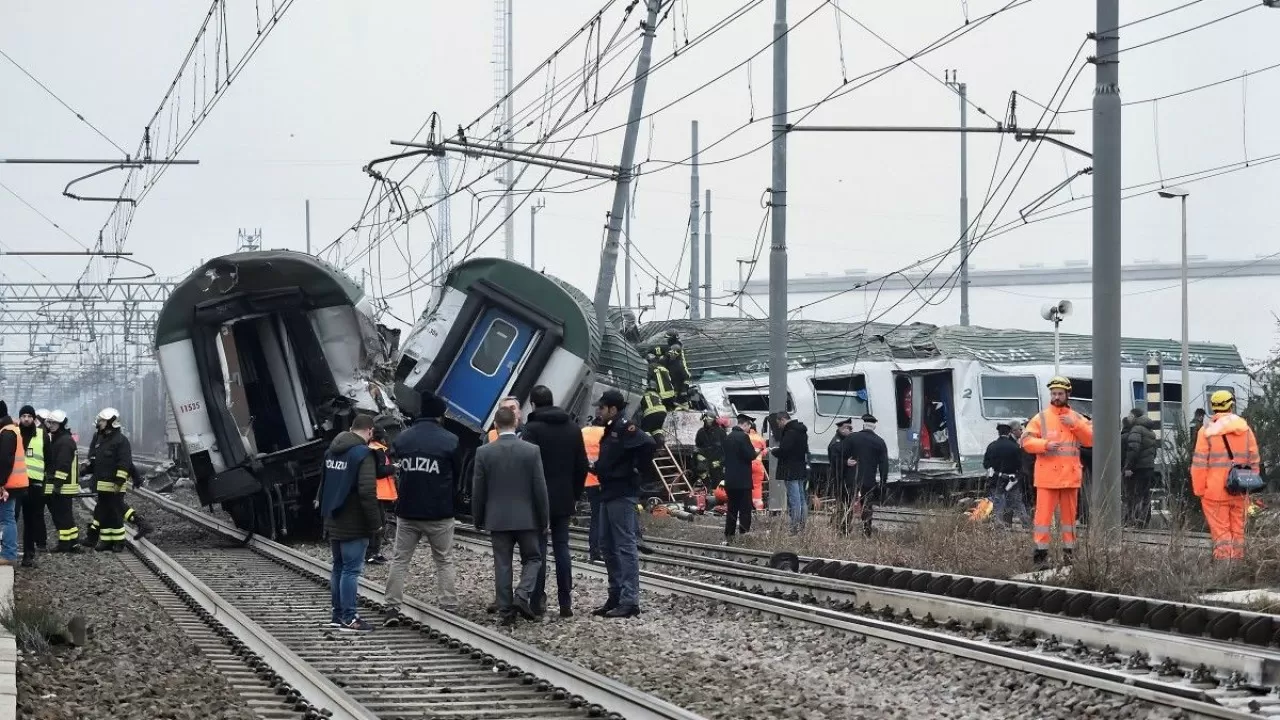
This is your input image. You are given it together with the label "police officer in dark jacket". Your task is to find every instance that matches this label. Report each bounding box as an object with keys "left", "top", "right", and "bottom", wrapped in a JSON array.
[
  {"left": 590, "top": 389, "right": 655, "bottom": 618},
  {"left": 316, "top": 414, "right": 381, "bottom": 632},
  {"left": 983, "top": 423, "right": 1029, "bottom": 526},
  {"left": 840, "top": 414, "right": 889, "bottom": 536},
  {"left": 522, "top": 385, "right": 589, "bottom": 618},
  {"left": 722, "top": 414, "right": 758, "bottom": 542},
  {"left": 383, "top": 392, "right": 461, "bottom": 622}
]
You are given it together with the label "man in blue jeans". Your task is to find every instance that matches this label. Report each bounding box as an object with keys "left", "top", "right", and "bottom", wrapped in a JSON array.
[
  {"left": 770, "top": 412, "right": 810, "bottom": 533},
  {"left": 589, "top": 390, "right": 656, "bottom": 618},
  {"left": 316, "top": 414, "right": 382, "bottom": 633}
]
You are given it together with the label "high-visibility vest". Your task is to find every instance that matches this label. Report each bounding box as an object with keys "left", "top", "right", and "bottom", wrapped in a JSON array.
[
  {"left": 582, "top": 425, "right": 604, "bottom": 488},
  {"left": 24, "top": 429, "right": 44, "bottom": 483},
  {"left": 650, "top": 365, "right": 675, "bottom": 400},
  {"left": 370, "top": 440, "right": 397, "bottom": 501},
  {"left": 1191, "top": 413, "right": 1261, "bottom": 502},
  {"left": 1, "top": 425, "right": 28, "bottom": 490},
  {"left": 1020, "top": 406, "right": 1093, "bottom": 490},
  {"left": 46, "top": 440, "right": 78, "bottom": 495},
  {"left": 641, "top": 391, "right": 665, "bottom": 417}
]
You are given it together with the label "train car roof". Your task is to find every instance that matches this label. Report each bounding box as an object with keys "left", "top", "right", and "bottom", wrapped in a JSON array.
[
  {"left": 445, "top": 258, "right": 647, "bottom": 390},
  {"left": 155, "top": 251, "right": 364, "bottom": 346},
  {"left": 635, "top": 318, "right": 1248, "bottom": 381}
]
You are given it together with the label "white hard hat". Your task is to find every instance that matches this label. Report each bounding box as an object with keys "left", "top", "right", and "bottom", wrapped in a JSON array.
[
  {"left": 35, "top": 409, "right": 49, "bottom": 419},
  {"left": 95, "top": 407, "right": 121, "bottom": 428},
  {"left": 46, "top": 410, "right": 67, "bottom": 425}
]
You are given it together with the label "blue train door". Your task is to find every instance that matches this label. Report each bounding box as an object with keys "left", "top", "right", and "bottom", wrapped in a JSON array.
[{"left": 437, "top": 306, "right": 536, "bottom": 430}]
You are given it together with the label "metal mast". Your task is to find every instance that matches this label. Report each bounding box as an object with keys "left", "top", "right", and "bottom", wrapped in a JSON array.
[
  {"left": 591, "top": 0, "right": 664, "bottom": 331},
  {"left": 767, "top": 0, "right": 789, "bottom": 512},
  {"left": 1092, "top": 0, "right": 1123, "bottom": 537},
  {"left": 689, "top": 120, "right": 701, "bottom": 319},
  {"left": 435, "top": 156, "right": 453, "bottom": 284},
  {"left": 494, "top": 0, "right": 516, "bottom": 260}
]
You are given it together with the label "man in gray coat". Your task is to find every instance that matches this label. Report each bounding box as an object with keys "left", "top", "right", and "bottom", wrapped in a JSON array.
[{"left": 472, "top": 406, "right": 549, "bottom": 625}]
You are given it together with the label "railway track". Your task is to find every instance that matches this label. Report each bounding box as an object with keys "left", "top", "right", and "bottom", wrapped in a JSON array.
[
  {"left": 471, "top": 524, "right": 1280, "bottom": 718},
  {"left": 84, "top": 488, "right": 709, "bottom": 720}
]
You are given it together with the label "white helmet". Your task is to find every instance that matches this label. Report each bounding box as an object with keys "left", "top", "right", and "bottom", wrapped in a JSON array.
[
  {"left": 95, "top": 407, "right": 121, "bottom": 429},
  {"left": 46, "top": 410, "right": 67, "bottom": 425},
  {"left": 35, "top": 409, "right": 49, "bottom": 420}
]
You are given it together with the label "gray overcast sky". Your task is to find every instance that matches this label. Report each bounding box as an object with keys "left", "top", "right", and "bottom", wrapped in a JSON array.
[{"left": 3, "top": 0, "right": 1278, "bottom": 343}]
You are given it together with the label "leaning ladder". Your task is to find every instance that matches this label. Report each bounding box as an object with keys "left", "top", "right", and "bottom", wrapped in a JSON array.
[{"left": 652, "top": 444, "right": 695, "bottom": 503}]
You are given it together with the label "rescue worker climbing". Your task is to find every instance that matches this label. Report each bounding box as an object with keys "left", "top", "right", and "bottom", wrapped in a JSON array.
[
  {"left": 663, "top": 333, "right": 692, "bottom": 407},
  {"left": 17, "top": 406, "right": 47, "bottom": 566},
  {"left": 638, "top": 381, "right": 668, "bottom": 445},
  {"left": 1021, "top": 377, "right": 1093, "bottom": 570},
  {"left": 86, "top": 408, "right": 135, "bottom": 552},
  {"left": 42, "top": 411, "right": 81, "bottom": 553},
  {"left": 1191, "top": 390, "right": 1261, "bottom": 561},
  {"left": 646, "top": 351, "right": 676, "bottom": 410}
]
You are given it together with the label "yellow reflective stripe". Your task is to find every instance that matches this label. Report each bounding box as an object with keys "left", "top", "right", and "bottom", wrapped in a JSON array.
[
  {"left": 114, "top": 469, "right": 130, "bottom": 480},
  {"left": 95, "top": 481, "right": 124, "bottom": 492},
  {"left": 57, "top": 528, "right": 79, "bottom": 540},
  {"left": 53, "top": 471, "right": 68, "bottom": 480},
  {"left": 59, "top": 484, "right": 79, "bottom": 495}
]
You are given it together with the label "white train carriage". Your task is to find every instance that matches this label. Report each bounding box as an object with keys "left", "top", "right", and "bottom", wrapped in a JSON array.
[
  {"left": 636, "top": 319, "right": 1251, "bottom": 496},
  {"left": 153, "top": 251, "right": 400, "bottom": 537}
]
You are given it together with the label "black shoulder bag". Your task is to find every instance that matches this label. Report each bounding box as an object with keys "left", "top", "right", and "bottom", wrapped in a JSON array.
[{"left": 1221, "top": 434, "right": 1265, "bottom": 494}]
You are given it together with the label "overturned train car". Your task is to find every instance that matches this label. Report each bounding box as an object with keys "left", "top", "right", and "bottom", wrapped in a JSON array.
[
  {"left": 154, "top": 251, "right": 400, "bottom": 538},
  {"left": 156, "top": 252, "right": 646, "bottom": 538}
]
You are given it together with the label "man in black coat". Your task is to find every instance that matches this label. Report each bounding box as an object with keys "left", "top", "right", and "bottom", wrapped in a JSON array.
[
  {"left": 983, "top": 423, "right": 1029, "bottom": 526},
  {"left": 770, "top": 412, "right": 810, "bottom": 533},
  {"left": 721, "top": 414, "right": 758, "bottom": 544},
  {"left": 522, "top": 385, "right": 589, "bottom": 618},
  {"left": 1123, "top": 415, "right": 1159, "bottom": 527},
  {"left": 840, "top": 414, "right": 889, "bottom": 537}
]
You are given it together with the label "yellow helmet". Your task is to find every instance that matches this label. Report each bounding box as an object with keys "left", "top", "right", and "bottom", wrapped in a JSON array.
[
  {"left": 1210, "top": 389, "right": 1235, "bottom": 412},
  {"left": 1047, "top": 376, "right": 1072, "bottom": 392}
]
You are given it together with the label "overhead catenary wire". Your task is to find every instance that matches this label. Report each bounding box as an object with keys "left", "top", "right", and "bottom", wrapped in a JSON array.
[{"left": 0, "top": 46, "right": 129, "bottom": 155}]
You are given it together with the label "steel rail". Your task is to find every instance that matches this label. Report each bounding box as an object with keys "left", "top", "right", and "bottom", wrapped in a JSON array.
[
  {"left": 573, "top": 526, "right": 1280, "bottom": 647},
  {"left": 133, "top": 487, "right": 710, "bottom": 720},
  {"left": 81, "top": 497, "right": 375, "bottom": 720},
  {"left": 531, "top": 528, "right": 1280, "bottom": 685},
  {"left": 448, "top": 530, "right": 1264, "bottom": 719}
]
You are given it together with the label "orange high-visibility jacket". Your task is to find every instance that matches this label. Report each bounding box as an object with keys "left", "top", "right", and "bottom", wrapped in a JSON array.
[
  {"left": 748, "top": 430, "right": 767, "bottom": 481},
  {"left": 370, "top": 440, "right": 397, "bottom": 501},
  {"left": 582, "top": 425, "right": 604, "bottom": 488},
  {"left": 1021, "top": 405, "right": 1093, "bottom": 489},
  {"left": 1, "top": 425, "right": 27, "bottom": 490},
  {"left": 1191, "top": 413, "right": 1260, "bottom": 502}
]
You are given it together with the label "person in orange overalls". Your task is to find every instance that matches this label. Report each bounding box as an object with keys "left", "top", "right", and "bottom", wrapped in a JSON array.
[
  {"left": 1191, "top": 390, "right": 1260, "bottom": 560},
  {"left": 365, "top": 427, "right": 397, "bottom": 565},
  {"left": 1021, "top": 376, "right": 1093, "bottom": 570},
  {"left": 582, "top": 418, "right": 605, "bottom": 562},
  {"left": 747, "top": 421, "right": 767, "bottom": 510}
]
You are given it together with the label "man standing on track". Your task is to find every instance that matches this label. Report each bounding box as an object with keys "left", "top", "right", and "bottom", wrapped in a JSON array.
[
  {"left": 1191, "top": 390, "right": 1261, "bottom": 560},
  {"left": 16, "top": 406, "right": 47, "bottom": 567},
  {"left": 86, "top": 408, "right": 134, "bottom": 553},
  {"left": 721, "top": 414, "right": 757, "bottom": 545},
  {"left": 590, "top": 390, "right": 655, "bottom": 619},
  {"left": 42, "top": 411, "right": 81, "bottom": 553},
  {"left": 383, "top": 393, "right": 461, "bottom": 622},
  {"left": 317, "top": 414, "right": 381, "bottom": 633},
  {"left": 1020, "top": 377, "right": 1093, "bottom": 570}
]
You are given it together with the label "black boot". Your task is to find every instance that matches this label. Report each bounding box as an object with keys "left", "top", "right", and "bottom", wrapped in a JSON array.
[
  {"left": 591, "top": 600, "right": 619, "bottom": 617},
  {"left": 1061, "top": 549, "right": 1074, "bottom": 566},
  {"left": 1032, "top": 549, "right": 1050, "bottom": 571},
  {"left": 132, "top": 516, "right": 154, "bottom": 541}
]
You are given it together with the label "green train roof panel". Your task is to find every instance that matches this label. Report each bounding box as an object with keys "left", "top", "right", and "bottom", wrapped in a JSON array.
[{"left": 635, "top": 319, "right": 1246, "bottom": 381}]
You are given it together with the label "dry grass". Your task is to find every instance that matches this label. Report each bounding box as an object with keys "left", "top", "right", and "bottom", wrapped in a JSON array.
[
  {"left": 0, "top": 603, "right": 68, "bottom": 656},
  {"left": 642, "top": 505, "right": 1280, "bottom": 608}
]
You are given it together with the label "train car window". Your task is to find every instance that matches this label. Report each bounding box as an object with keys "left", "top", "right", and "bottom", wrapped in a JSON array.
[
  {"left": 810, "top": 375, "right": 869, "bottom": 417},
  {"left": 979, "top": 374, "right": 1039, "bottom": 419},
  {"left": 1131, "top": 380, "right": 1184, "bottom": 427},
  {"left": 727, "top": 389, "right": 795, "bottom": 414},
  {"left": 470, "top": 318, "right": 519, "bottom": 377},
  {"left": 1067, "top": 377, "right": 1093, "bottom": 417}
]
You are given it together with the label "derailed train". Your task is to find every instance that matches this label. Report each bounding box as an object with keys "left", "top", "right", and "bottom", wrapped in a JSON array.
[{"left": 154, "top": 251, "right": 646, "bottom": 537}]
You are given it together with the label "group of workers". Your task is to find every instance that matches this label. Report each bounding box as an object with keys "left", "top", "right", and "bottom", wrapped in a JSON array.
[
  {"left": 0, "top": 402, "right": 152, "bottom": 567},
  {"left": 980, "top": 376, "right": 1260, "bottom": 569},
  {"left": 639, "top": 333, "right": 699, "bottom": 444}
]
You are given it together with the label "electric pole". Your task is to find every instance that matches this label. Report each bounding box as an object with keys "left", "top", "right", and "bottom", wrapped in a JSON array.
[
  {"left": 689, "top": 120, "right": 701, "bottom": 319},
  {"left": 530, "top": 197, "right": 545, "bottom": 269},
  {"left": 946, "top": 71, "right": 971, "bottom": 326},
  {"left": 305, "top": 199, "right": 312, "bottom": 254},
  {"left": 592, "top": 0, "right": 663, "bottom": 331},
  {"left": 624, "top": 201, "right": 633, "bottom": 312},
  {"left": 767, "top": 0, "right": 789, "bottom": 513},
  {"left": 1092, "top": 0, "right": 1123, "bottom": 538},
  {"left": 704, "top": 189, "right": 712, "bottom": 319}
]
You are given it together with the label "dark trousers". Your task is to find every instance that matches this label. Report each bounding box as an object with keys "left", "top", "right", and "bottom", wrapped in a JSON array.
[
  {"left": 586, "top": 486, "right": 602, "bottom": 560},
  {"left": 724, "top": 487, "right": 752, "bottom": 537},
  {"left": 490, "top": 530, "right": 543, "bottom": 613},
  {"left": 533, "top": 515, "right": 573, "bottom": 611},
  {"left": 1124, "top": 469, "right": 1154, "bottom": 528},
  {"left": 600, "top": 496, "right": 641, "bottom": 608},
  {"left": 367, "top": 500, "right": 395, "bottom": 558},
  {"left": 46, "top": 494, "right": 78, "bottom": 547},
  {"left": 93, "top": 491, "right": 127, "bottom": 546},
  {"left": 15, "top": 485, "right": 46, "bottom": 554},
  {"left": 836, "top": 484, "right": 879, "bottom": 537}
]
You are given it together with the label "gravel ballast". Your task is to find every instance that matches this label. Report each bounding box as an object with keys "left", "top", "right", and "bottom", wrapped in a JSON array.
[
  {"left": 143, "top": 488, "right": 1175, "bottom": 719},
  {"left": 12, "top": 506, "right": 258, "bottom": 720}
]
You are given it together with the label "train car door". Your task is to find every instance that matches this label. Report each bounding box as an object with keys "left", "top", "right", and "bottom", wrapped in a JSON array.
[{"left": 437, "top": 306, "right": 536, "bottom": 430}]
